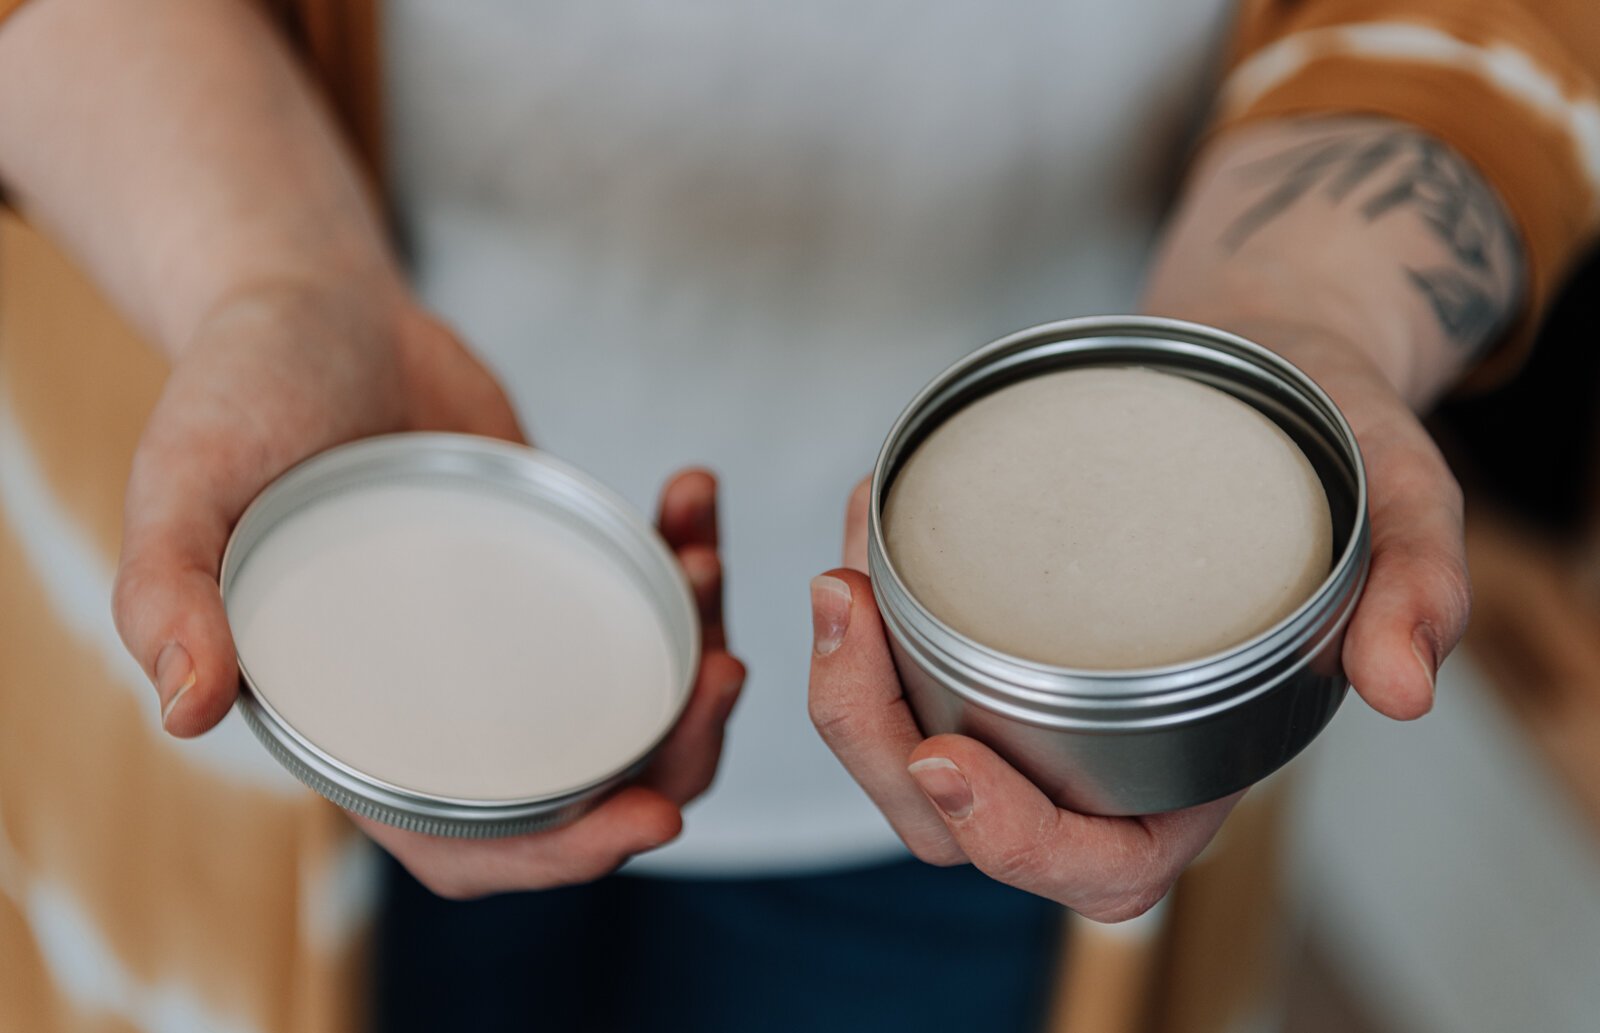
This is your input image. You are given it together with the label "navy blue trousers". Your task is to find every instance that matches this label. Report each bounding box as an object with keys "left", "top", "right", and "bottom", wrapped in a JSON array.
[{"left": 374, "top": 854, "right": 1062, "bottom": 1032}]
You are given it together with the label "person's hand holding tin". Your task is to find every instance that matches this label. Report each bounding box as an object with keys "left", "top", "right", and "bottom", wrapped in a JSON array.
[
  {"left": 112, "top": 291, "right": 745, "bottom": 898},
  {"left": 810, "top": 475, "right": 1245, "bottom": 924},
  {"left": 3, "top": 4, "right": 748, "bottom": 896},
  {"left": 808, "top": 116, "right": 1523, "bottom": 921}
]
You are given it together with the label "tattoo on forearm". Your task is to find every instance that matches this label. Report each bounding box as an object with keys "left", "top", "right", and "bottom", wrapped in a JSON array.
[
  {"left": 1405, "top": 267, "right": 1501, "bottom": 343},
  {"left": 1221, "top": 124, "right": 1524, "bottom": 353}
]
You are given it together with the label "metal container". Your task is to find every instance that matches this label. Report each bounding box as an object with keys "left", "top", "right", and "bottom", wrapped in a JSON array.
[
  {"left": 868, "top": 316, "right": 1370, "bottom": 815},
  {"left": 219, "top": 433, "right": 700, "bottom": 838}
]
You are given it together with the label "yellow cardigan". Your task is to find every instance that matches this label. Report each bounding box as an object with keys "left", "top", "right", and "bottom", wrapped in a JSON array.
[{"left": 0, "top": 2, "right": 1594, "bottom": 1031}]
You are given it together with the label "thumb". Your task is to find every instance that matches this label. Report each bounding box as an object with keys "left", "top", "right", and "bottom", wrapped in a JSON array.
[
  {"left": 113, "top": 540, "right": 240, "bottom": 738},
  {"left": 1341, "top": 430, "right": 1470, "bottom": 721},
  {"left": 113, "top": 427, "right": 249, "bottom": 738},
  {"left": 808, "top": 568, "right": 965, "bottom": 865}
]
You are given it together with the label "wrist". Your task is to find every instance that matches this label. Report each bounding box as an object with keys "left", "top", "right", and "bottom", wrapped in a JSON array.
[
  {"left": 176, "top": 268, "right": 413, "bottom": 365},
  {"left": 1142, "top": 276, "right": 1435, "bottom": 412}
]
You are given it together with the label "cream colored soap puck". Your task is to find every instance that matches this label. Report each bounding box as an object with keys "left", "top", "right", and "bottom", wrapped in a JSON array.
[{"left": 883, "top": 366, "right": 1332, "bottom": 669}]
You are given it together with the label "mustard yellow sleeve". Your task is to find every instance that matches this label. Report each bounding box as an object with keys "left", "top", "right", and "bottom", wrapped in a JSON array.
[{"left": 1214, "top": 0, "right": 1600, "bottom": 386}]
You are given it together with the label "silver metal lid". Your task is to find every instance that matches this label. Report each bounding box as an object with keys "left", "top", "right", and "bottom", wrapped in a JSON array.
[{"left": 219, "top": 433, "right": 700, "bottom": 838}]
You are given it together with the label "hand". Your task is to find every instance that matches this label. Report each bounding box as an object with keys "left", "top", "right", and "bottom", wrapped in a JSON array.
[
  {"left": 1227, "top": 318, "right": 1470, "bottom": 720},
  {"left": 808, "top": 325, "right": 1467, "bottom": 921},
  {"left": 112, "top": 284, "right": 744, "bottom": 897},
  {"left": 810, "top": 483, "right": 1239, "bottom": 922}
]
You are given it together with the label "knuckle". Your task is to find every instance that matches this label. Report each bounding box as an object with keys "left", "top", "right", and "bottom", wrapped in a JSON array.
[
  {"left": 110, "top": 562, "right": 159, "bottom": 651},
  {"left": 1082, "top": 884, "right": 1168, "bottom": 924},
  {"left": 411, "top": 868, "right": 477, "bottom": 902},
  {"left": 562, "top": 853, "right": 626, "bottom": 886},
  {"left": 901, "top": 819, "right": 966, "bottom": 867},
  {"left": 1082, "top": 869, "right": 1173, "bottom": 924},
  {"left": 806, "top": 696, "right": 858, "bottom": 747},
  {"left": 679, "top": 543, "right": 722, "bottom": 579},
  {"left": 1438, "top": 471, "right": 1465, "bottom": 514},
  {"left": 680, "top": 773, "right": 717, "bottom": 805},
  {"left": 110, "top": 564, "right": 143, "bottom": 624},
  {"left": 717, "top": 655, "right": 748, "bottom": 691},
  {"left": 1386, "top": 435, "right": 1451, "bottom": 480},
  {"left": 909, "top": 840, "right": 966, "bottom": 868},
  {"left": 985, "top": 837, "right": 1053, "bottom": 886},
  {"left": 1389, "top": 538, "right": 1455, "bottom": 580},
  {"left": 1404, "top": 548, "right": 1473, "bottom": 632},
  {"left": 663, "top": 757, "right": 721, "bottom": 806},
  {"left": 1381, "top": 442, "right": 1463, "bottom": 514},
  {"left": 1074, "top": 839, "right": 1177, "bottom": 923},
  {"left": 1438, "top": 562, "right": 1473, "bottom": 625}
]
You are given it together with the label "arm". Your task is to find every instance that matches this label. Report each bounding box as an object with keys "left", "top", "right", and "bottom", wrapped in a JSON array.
[
  {"left": 1147, "top": 116, "right": 1525, "bottom": 408},
  {"left": 0, "top": 0, "right": 743, "bottom": 898},
  {"left": 809, "top": 0, "right": 1600, "bottom": 919},
  {"left": 807, "top": 116, "right": 1525, "bottom": 921},
  {"left": 0, "top": 0, "right": 398, "bottom": 354},
  {"left": 1145, "top": 114, "right": 1524, "bottom": 717}
]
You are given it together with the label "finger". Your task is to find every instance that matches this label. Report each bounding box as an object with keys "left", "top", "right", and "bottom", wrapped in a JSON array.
[
  {"left": 907, "top": 735, "right": 1240, "bottom": 922},
  {"left": 842, "top": 475, "right": 870, "bottom": 572},
  {"left": 112, "top": 543, "right": 238, "bottom": 738},
  {"left": 807, "top": 568, "right": 964, "bottom": 866},
  {"left": 1342, "top": 418, "right": 1470, "bottom": 720},
  {"left": 657, "top": 468, "right": 725, "bottom": 651},
  {"left": 639, "top": 649, "right": 747, "bottom": 805},
  {"left": 354, "top": 785, "right": 684, "bottom": 900},
  {"left": 396, "top": 309, "right": 530, "bottom": 445},
  {"left": 676, "top": 545, "right": 726, "bottom": 654},
  {"left": 657, "top": 467, "right": 719, "bottom": 551}
]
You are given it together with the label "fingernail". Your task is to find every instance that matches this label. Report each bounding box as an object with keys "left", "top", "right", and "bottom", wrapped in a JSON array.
[
  {"left": 810, "top": 575, "right": 851, "bottom": 656},
  {"left": 1411, "top": 625, "right": 1438, "bottom": 696},
  {"left": 908, "top": 757, "right": 973, "bottom": 820},
  {"left": 155, "top": 642, "right": 196, "bottom": 730}
]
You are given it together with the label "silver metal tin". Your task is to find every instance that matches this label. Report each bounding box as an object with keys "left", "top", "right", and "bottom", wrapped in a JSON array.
[
  {"left": 868, "top": 316, "right": 1370, "bottom": 815},
  {"left": 219, "top": 433, "right": 700, "bottom": 838}
]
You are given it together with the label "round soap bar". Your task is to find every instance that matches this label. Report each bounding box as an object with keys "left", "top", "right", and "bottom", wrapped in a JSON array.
[
  {"left": 883, "top": 366, "right": 1332, "bottom": 669},
  {"left": 227, "top": 479, "right": 678, "bottom": 801}
]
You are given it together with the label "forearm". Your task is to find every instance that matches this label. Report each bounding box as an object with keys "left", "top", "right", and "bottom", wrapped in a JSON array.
[
  {"left": 0, "top": 0, "right": 402, "bottom": 357},
  {"left": 1143, "top": 116, "right": 1527, "bottom": 410}
]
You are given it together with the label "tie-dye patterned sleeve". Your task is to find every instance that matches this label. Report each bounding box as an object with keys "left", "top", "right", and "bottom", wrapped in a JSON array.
[{"left": 1216, "top": 0, "right": 1600, "bottom": 383}]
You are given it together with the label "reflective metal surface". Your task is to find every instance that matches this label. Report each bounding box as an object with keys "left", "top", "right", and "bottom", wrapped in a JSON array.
[
  {"left": 868, "top": 316, "right": 1370, "bottom": 815},
  {"left": 220, "top": 433, "right": 700, "bottom": 838}
]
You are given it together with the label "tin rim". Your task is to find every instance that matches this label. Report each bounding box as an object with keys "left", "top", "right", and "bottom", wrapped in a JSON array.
[
  {"left": 867, "top": 315, "right": 1371, "bottom": 727},
  {"left": 219, "top": 433, "right": 701, "bottom": 836}
]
